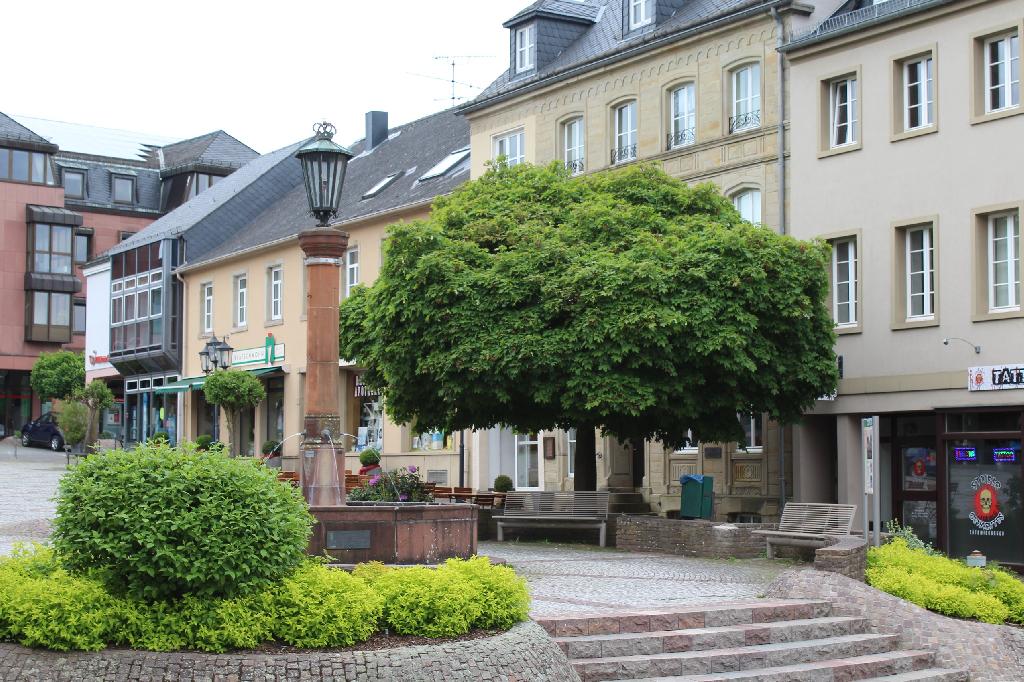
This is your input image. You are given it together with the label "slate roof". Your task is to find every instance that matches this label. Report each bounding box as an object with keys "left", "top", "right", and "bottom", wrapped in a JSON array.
[
  {"left": 0, "top": 112, "right": 57, "bottom": 151},
  {"left": 783, "top": 0, "right": 953, "bottom": 50},
  {"left": 503, "top": 0, "right": 602, "bottom": 26},
  {"left": 56, "top": 158, "right": 163, "bottom": 215},
  {"left": 160, "top": 131, "right": 259, "bottom": 176},
  {"left": 464, "top": 0, "right": 766, "bottom": 112},
  {"left": 104, "top": 140, "right": 305, "bottom": 260},
  {"left": 182, "top": 108, "right": 470, "bottom": 269}
]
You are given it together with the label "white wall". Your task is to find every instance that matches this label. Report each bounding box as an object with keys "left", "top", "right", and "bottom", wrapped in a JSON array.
[{"left": 83, "top": 261, "right": 113, "bottom": 381}]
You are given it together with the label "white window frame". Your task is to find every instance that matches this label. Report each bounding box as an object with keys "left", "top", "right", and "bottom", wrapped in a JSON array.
[
  {"left": 269, "top": 266, "right": 282, "bottom": 321},
  {"left": 670, "top": 83, "right": 696, "bottom": 148},
  {"left": 829, "top": 77, "right": 858, "bottom": 147},
  {"left": 567, "top": 428, "right": 576, "bottom": 477},
  {"left": 741, "top": 413, "right": 764, "bottom": 452},
  {"left": 988, "top": 212, "right": 1020, "bottom": 312},
  {"left": 345, "top": 247, "right": 360, "bottom": 298},
  {"left": 515, "top": 24, "right": 535, "bottom": 73},
  {"left": 832, "top": 237, "right": 858, "bottom": 327},
  {"left": 628, "top": 0, "right": 653, "bottom": 30},
  {"left": 903, "top": 57, "right": 934, "bottom": 130},
  {"left": 235, "top": 274, "right": 247, "bottom": 328},
  {"left": 673, "top": 428, "right": 698, "bottom": 454},
  {"left": 563, "top": 117, "right": 584, "bottom": 175},
  {"left": 905, "top": 226, "right": 935, "bottom": 320},
  {"left": 985, "top": 32, "right": 1021, "bottom": 114},
  {"left": 202, "top": 282, "right": 213, "bottom": 334},
  {"left": 732, "top": 189, "right": 761, "bottom": 224},
  {"left": 493, "top": 129, "right": 525, "bottom": 166},
  {"left": 614, "top": 101, "right": 637, "bottom": 163},
  {"left": 731, "top": 63, "right": 761, "bottom": 132},
  {"left": 514, "top": 432, "right": 541, "bottom": 490}
]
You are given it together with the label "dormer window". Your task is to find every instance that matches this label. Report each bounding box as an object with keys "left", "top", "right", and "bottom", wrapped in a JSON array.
[
  {"left": 628, "top": 0, "right": 653, "bottom": 31},
  {"left": 63, "top": 170, "right": 85, "bottom": 199},
  {"left": 112, "top": 176, "right": 135, "bottom": 204},
  {"left": 515, "top": 24, "right": 536, "bottom": 73}
]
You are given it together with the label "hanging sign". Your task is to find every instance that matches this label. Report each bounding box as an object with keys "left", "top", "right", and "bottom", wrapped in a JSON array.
[
  {"left": 862, "top": 417, "right": 877, "bottom": 494},
  {"left": 968, "top": 365, "right": 1024, "bottom": 391}
]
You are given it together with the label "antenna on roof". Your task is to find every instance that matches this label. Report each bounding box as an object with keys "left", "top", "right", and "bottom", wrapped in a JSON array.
[{"left": 431, "top": 55, "right": 494, "bottom": 108}]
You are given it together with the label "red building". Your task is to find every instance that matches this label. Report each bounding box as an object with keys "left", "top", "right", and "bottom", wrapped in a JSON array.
[{"left": 0, "top": 112, "right": 255, "bottom": 438}]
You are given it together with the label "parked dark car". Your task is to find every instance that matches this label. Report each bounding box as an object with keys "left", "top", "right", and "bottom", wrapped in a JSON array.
[{"left": 21, "top": 412, "right": 64, "bottom": 451}]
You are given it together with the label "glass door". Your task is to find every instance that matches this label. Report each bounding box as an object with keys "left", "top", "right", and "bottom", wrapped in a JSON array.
[
  {"left": 891, "top": 415, "right": 939, "bottom": 547},
  {"left": 515, "top": 433, "right": 540, "bottom": 489}
]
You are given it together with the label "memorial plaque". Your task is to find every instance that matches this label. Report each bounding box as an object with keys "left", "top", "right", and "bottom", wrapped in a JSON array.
[
  {"left": 543, "top": 436, "right": 556, "bottom": 460},
  {"left": 326, "top": 530, "right": 372, "bottom": 550},
  {"left": 704, "top": 446, "right": 722, "bottom": 459}
]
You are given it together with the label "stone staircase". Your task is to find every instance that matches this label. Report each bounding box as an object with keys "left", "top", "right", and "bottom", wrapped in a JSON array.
[
  {"left": 536, "top": 599, "right": 968, "bottom": 682},
  {"left": 608, "top": 491, "right": 653, "bottom": 515}
]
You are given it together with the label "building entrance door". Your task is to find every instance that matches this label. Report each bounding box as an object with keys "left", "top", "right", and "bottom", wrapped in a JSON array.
[
  {"left": 890, "top": 414, "right": 939, "bottom": 548},
  {"left": 514, "top": 433, "right": 540, "bottom": 489}
]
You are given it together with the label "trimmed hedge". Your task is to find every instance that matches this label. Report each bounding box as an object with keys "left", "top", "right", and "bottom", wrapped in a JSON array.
[
  {"left": 51, "top": 441, "right": 313, "bottom": 600},
  {"left": 867, "top": 538, "right": 1024, "bottom": 625},
  {"left": 0, "top": 546, "right": 529, "bottom": 652}
]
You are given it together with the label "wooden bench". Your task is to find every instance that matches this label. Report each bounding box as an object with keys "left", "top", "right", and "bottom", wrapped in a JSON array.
[
  {"left": 753, "top": 502, "right": 857, "bottom": 559},
  {"left": 497, "top": 491, "right": 611, "bottom": 547}
]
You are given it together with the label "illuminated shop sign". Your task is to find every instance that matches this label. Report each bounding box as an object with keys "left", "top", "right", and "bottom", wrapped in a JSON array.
[
  {"left": 954, "top": 447, "right": 977, "bottom": 462},
  {"left": 969, "top": 365, "right": 1024, "bottom": 391},
  {"left": 993, "top": 448, "right": 1018, "bottom": 463}
]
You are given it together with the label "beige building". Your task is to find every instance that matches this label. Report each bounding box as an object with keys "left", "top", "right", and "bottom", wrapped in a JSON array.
[
  {"left": 171, "top": 110, "right": 472, "bottom": 482},
  {"left": 460, "top": 0, "right": 841, "bottom": 519},
  {"left": 785, "top": 0, "right": 1024, "bottom": 564}
]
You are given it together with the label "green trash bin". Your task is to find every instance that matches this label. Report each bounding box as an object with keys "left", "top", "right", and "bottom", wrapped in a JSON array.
[{"left": 679, "top": 474, "right": 714, "bottom": 519}]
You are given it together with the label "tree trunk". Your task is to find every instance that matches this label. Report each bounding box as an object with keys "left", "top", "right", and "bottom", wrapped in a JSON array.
[
  {"left": 85, "top": 404, "right": 98, "bottom": 452},
  {"left": 574, "top": 423, "right": 598, "bottom": 491},
  {"left": 222, "top": 408, "right": 235, "bottom": 456}
]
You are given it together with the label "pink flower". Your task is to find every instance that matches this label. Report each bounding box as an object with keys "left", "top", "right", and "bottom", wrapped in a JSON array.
[
  {"left": 407, "top": 465, "right": 418, "bottom": 473},
  {"left": 369, "top": 475, "right": 381, "bottom": 486}
]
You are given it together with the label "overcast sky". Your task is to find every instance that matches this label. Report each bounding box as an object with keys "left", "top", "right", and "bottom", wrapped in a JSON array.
[{"left": 1, "top": 0, "right": 528, "bottom": 153}]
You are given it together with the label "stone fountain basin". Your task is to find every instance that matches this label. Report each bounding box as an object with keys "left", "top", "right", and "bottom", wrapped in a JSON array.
[{"left": 308, "top": 502, "right": 478, "bottom": 564}]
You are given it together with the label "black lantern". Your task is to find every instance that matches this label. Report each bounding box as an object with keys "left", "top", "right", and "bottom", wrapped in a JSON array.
[
  {"left": 200, "top": 335, "right": 233, "bottom": 374},
  {"left": 296, "top": 121, "right": 353, "bottom": 227}
]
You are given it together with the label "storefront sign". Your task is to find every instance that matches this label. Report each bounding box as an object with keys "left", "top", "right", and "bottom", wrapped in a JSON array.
[
  {"left": 969, "top": 474, "right": 1005, "bottom": 535},
  {"left": 968, "top": 365, "right": 1024, "bottom": 391},
  {"left": 954, "top": 447, "right": 977, "bottom": 462},
  {"left": 993, "top": 448, "right": 1018, "bottom": 463},
  {"left": 354, "top": 375, "right": 380, "bottom": 398},
  {"left": 232, "top": 335, "right": 284, "bottom": 367}
]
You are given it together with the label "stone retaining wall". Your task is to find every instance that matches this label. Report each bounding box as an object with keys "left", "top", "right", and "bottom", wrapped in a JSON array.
[
  {"left": 766, "top": 569, "right": 1024, "bottom": 682},
  {"left": 813, "top": 535, "right": 867, "bottom": 581},
  {"left": 0, "top": 621, "right": 579, "bottom": 682}
]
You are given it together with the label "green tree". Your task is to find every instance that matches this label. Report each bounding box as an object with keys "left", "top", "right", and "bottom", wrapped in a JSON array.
[
  {"left": 72, "top": 380, "right": 115, "bottom": 449},
  {"left": 30, "top": 351, "right": 85, "bottom": 403},
  {"left": 57, "top": 401, "right": 88, "bottom": 449},
  {"left": 202, "top": 369, "right": 266, "bottom": 455},
  {"left": 339, "top": 162, "right": 838, "bottom": 489}
]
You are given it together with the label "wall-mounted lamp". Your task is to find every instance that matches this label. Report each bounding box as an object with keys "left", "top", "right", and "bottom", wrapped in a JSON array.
[{"left": 943, "top": 337, "right": 981, "bottom": 354}]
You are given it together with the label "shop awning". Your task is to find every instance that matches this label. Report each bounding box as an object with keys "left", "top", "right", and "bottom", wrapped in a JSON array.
[{"left": 152, "top": 366, "right": 282, "bottom": 394}]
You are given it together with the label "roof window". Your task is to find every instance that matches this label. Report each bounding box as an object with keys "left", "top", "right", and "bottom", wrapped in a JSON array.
[
  {"left": 420, "top": 148, "right": 470, "bottom": 181},
  {"left": 362, "top": 172, "right": 402, "bottom": 200}
]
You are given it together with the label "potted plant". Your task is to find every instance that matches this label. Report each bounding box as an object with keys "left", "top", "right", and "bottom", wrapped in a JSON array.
[
  {"left": 261, "top": 440, "right": 282, "bottom": 468},
  {"left": 358, "top": 447, "right": 382, "bottom": 475},
  {"left": 493, "top": 474, "right": 514, "bottom": 493}
]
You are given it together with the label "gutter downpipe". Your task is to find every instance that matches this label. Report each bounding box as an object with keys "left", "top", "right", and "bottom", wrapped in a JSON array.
[{"left": 772, "top": 5, "right": 788, "bottom": 514}]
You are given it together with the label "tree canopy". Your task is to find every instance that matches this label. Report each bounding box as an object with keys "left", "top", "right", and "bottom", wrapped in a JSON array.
[
  {"left": 203, "top": 370, "right": 266, "bottom": 455},
  {"left": 339, "top": 162, "right": 837, "bottom": 467},
  {"left": 30, "top": 351, "right": 85, "bottom": 402}
]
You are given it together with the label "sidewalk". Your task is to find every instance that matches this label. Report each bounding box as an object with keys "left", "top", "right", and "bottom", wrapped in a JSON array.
[{"left": 0, "top": 437, "right": 67, "bottom": 556}]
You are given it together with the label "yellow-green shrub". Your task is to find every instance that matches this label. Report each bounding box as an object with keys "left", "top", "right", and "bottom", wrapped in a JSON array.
[
  {"left": 351, "top": 560, "right": 393, "bottom": 583},
  {"left": 867, "top": 538, "right": 1024, "bottom": 624},
  {"left": 270, "top": 563, "right": 382, "bottom": 648},
  {"left": 373, "top": 566, "right": 482, "bottom": 638},
  {"left": 439, "top": 557, "right": 529, "bottom": 629}
]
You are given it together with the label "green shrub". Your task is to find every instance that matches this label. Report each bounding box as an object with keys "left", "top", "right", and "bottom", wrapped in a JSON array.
[
  {"left": 440, "top": 557, "right": 529, "bottom": 629},
  {"left": 147, "top": 431, "right": 169, "bottom": 445},
  {"left": 373, "top": 566, "right": 482, "bottom": 637},
  {"left": 194, "top": 434, "right": 214, "bottom": 451},
  {"left": 883, "top": 519, "right": 940, "bottom": 555},
  {"left": 868, "top": 538, "right": 1024, "bottom": 624},
  {"left": 57, "top": 401, "right": 89, "bottom": 448},
  {"left": 270, "top": 563, "right": 382, "bottom": 648},
  {"left": 493, "top": 475, "right": 513, "bottom": 493},
  {"left": 262, "top": 440, "right": 280, "bottom": 456},
  {"left": 51, "top": 441, "right": 314, "bottom": 600},
  {"left": 358, "top": 447, "right": 381, "bottom": 466},
  {"left": 351, "top": 561, "right": 393, "bottom": 583}
]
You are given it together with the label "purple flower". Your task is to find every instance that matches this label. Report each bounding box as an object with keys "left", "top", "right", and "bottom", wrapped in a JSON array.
[
  {"left": 399, "top": 493, "right": 409, "bottom": 501},
  {"left": 407, "top": 465, "right": 418, "bottom": 473},
  {"left": 369, "top": 475, "right": 381, "bottom": 486}
]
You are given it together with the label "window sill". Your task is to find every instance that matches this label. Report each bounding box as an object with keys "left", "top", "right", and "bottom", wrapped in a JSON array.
[
  {"left": 817, "top": 141, "right": 862, "bottom": 159},
  {"left": 264, "top": 318, "right": 284, "bottom": 328},
  {"left": 892, "top": 316, "right": 939, "bottom": 330},
  {"left": 891, "top": 125, "right": 937, "bottom": 143},
  {"left": 835, "top": 323, "right": 862, "bottom": 335},
  {"left": 232, "top": 325, "right": 248, "bottom": 333},
  {"left": 974, "top": 307, "right": 1024, "bottom": 322},
  {"left": 971, "top": 105, "right": 1022, "bottom": 126}
]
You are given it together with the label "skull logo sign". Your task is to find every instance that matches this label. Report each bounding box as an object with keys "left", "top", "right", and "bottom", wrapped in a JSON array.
[{"left": 974, "top": 484, "right": 999, "bottom": 522}]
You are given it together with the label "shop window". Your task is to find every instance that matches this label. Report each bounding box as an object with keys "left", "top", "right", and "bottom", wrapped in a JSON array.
[{"left": 264, "top": 377, "right": 285, "bottom": 444}]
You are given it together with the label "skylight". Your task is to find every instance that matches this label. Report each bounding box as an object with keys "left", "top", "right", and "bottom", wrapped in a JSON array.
[
  {"left": 361, "top": 172, "right": 401, "bottom": 200},
  {"left": 420, "top": 147, "right": 470, "bottom": 181}
]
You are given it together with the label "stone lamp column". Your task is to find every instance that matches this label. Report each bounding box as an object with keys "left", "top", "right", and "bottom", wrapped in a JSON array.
[{"left": 298, "top": 227, "right": 349, "bottom": 507}]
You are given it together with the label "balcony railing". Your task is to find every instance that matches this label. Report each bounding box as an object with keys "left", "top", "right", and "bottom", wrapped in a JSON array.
[
  {"left": 610, "top": 144, "right": 637, "bottom": 165},
  {"left": 565, "top": 158, "right": 585, "bottom": 175},
  {"left": 666, "top": 127, "right": 696, "bottom": 150},
  {"left": 729, "top": 110, "right": 761, "bottom": 133}
]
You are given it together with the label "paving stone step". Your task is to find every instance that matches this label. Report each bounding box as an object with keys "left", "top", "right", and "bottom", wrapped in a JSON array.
[
  {"left": 602, "top": 649, "right": 940, "bottom": 682},
  {"left": 556, "top": 616, "right": 869, "bottom": 659},
  {"left": 610, "top": 503, "right": 655, "bottom": 513},
  {"left": 860, "top": 670, "right": 970, "bottom": 682},
  {"left": 571, "top": 633, "right": 901, "bottom": 682},
  {"left": 536, "top": 600, "right": 833, "bottom": 637}
]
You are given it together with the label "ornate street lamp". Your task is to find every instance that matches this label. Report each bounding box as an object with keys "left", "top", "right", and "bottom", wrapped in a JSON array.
[
  {"left": 199, "top": 334, "right": 233, "bottom": 444},
  {"left": 296, "top": 122, "right": 354, "bottom": 227}
]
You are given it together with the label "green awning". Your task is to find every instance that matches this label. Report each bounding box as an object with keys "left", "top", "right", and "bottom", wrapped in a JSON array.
[{"left": 152, "top": 366, "right": 282, "bottom": 394}]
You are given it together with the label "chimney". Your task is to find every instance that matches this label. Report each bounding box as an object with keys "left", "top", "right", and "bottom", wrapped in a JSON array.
[{"left": 365, "top": 111, "right": 388, "bottom": 151}]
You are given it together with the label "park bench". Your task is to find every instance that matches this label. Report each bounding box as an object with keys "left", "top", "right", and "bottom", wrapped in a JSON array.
[
  {"left": 753, "top": 502, "right": 857, "bottom": 559},
  {"left": 497, "top": 491, "right": 610, "bottom": 547}
]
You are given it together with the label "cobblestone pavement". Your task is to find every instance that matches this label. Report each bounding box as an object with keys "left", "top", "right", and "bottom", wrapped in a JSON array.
[
  {"left": 0, "top": 438, "right": 66, "bottom": 556},
  {"left": 478, "top": 539, "right": 788, "bottom": 618}
]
